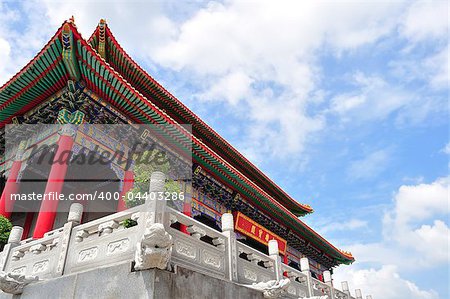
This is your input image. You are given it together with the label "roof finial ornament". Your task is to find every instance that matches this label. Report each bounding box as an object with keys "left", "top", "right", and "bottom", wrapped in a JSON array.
[
  {"left": 69, "top": 15, "right": 75, "bottom": 24},
  {"left": 98, "top": 19, "right": 107, "bottom": 59}
]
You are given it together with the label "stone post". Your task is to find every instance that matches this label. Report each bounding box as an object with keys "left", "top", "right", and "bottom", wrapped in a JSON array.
[
  {"left": 8, "top": 226, "right": 23, "bottom": 245},
  {"left": 133, "top": 171, "right": 172, "bottom": 271},
  {"left": 221, "top": 213, "right": 238, "bottom": 282},
  {"left": 355, "top": 289, "right": 363, "bottom": 299},
  {"left": 67, "top": 203, "right": 83, "bottom": 224},
  {"left": 0, "top": 226, "right": 23, "bottom": 271},
  {"left": 300, "top": 257, "right": 314, "bottom": 297},
  {"left": 342, "top": 281, "right": 351, "bottom": 298},
  {"left": 268, "top": 240, "right": 283, "bottom": 281},
  {"left": 56, "top": 203, "right": 84, "bottom": 276},
  {"left": 146, "top": 171, "right": 167, "bottom": 225},
  {"left": 324, "top": 270, "right": 335, "bottom": 299},
  {"left": 134, "top": 171, "right": 168, "bottom": 265}
]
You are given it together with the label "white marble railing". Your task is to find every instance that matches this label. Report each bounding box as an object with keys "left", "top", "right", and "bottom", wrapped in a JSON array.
[
  {"left": 0, "top": 172, "right": 368, "bottom": 298},
  {"left": 1, "top": 227, "right": 63, "bottom": 279},
  {"left": 236, "top": 241, "right": 275, "bottom": 284},
  {"left": 312, "top": 276, "right": 332, "bottom": 297},
  {"left": 281, "top": 263, "right": 309, "bottom": 298},
  {"left": 168, "top": 207, "right": 227, "bottom": 280},
  {"left": 64, "top": 206, "right": 141, "bottom": 275}
]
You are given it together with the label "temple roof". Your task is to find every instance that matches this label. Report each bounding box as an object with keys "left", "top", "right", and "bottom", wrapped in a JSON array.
[
  {"left": 88, "top": 20, "right": 313, "bottom": 217},
  {"left": 0, "top": 19, "right": 354, "bottom": 266}
]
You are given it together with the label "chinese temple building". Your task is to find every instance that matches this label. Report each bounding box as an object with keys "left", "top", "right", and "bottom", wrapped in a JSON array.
[{"left": 0, "top": 18, "right": 354, "bottom": 289}]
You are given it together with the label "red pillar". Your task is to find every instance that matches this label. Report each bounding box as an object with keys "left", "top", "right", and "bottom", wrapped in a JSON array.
[
  {"left": 33, "top": 134, "right": 74, "bottom": 239},
  {"left": 22, "top": 212, "right": 35, "bottom": 240},
  {"left": 283, "top": 254, "right": 289, "bottom": 277},
  {"left": 0, "top": 160, "right": 22, "bottom": 218},
  {"left": 180, "top": 201, "right": 192, "bottom": 234},
  {"left": 117, "top": 170, "right": 134, "bottom": 212}
]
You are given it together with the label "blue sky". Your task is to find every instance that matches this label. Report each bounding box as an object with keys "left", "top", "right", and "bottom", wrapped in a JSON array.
[{"left": 0, "top": 1, "right": 448, "bottom": 298}]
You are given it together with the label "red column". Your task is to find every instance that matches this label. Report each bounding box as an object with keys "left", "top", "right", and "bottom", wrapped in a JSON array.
[
  {"left": 282, "top": 254, "right": 289, "bottom": 277},
  {"left": 22, "top": 212, "right": 35, "bottom": 240},
  {"left": 0, "top": 160, "right": 22, "bottom": 218},
  {"left": 117, "top": 170, "right": 134, "bottom": 212},
  {"left": 33, "top": 133, "right": 74, "bottom": 239},
  {"left": 180, "top": 201, "right": 192, "bottom": 234}
]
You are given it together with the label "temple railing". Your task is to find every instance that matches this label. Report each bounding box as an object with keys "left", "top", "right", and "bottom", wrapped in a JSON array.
[
  {"left": 167, "top": 207, "right": 227, "bottom": 280},
  {"left": 0, "top": 227, "right": 64, "bottom": 279},
  {"left": 281, "top": 263, "right": 309, "bottom": 298},
  {"left": 0, "top": 172, "right": 367, "bottom": 298},
  {"left": 336, "top": 288, "right": 351, "bottom": 299},
  {"left": 64, "top": 206, "right": 141, "bottom": 275},
  {"left": 312, "top": 276, "right": 332, "bottom": 297},
  {"left": 236, "top": 241, "right": 275, "bottom": 283}
]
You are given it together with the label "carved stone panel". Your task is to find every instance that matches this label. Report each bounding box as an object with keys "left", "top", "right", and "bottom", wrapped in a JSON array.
[
  {"left": 77, "top": 247, "right": 98, "bottom": 263},
  {"left": 243, "top": 267, "right": 257, "bottom": 282},
  {"left": 174, "top": 240, "right": 196, "bottom": 260},
  {"left": 288, "top": 285, "right": 296, "bottom": 295},
  {"left": 107, "top": 239, "right": 130, "bottom": 255},
  {"left": 32, "top": 260, "right": 49, "bottom": 274},
  {"left": 202, "top": 250, "right": 222, "bottom": 269},
  {"left": 11, "top": 267, "right": 26, "bottom": 275}
]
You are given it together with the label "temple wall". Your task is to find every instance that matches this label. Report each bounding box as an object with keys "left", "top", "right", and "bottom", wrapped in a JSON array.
[{"left": 0, "top": 262, "right": 263, "bottom": 299}]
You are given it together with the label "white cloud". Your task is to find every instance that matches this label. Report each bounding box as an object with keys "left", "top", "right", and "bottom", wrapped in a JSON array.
[
  {"left": 154, "top": 1, "right": 405, "bottom": 75},
  {"left": 423, "top": 46, "right": 449, "bottom": 90},
  {"left": 343, "top": 177, "right": 449, "bottom": 268},
  {"left": 400, "top": 0, "right": 449, "bottom": 42},
  {"left": 27, "top": 1, "right": 178, "bottom": 63},
  {"left": 0, "top": 37, "right": 11, "bottom": 84},
  {"left": 442, "top": 142, "right": 450, "bottom": 155},
  {"left": 383, "top": 177, "right": 450, "bottom": 266},
  {"left": 198, "top": 71, "right": 253, "bottom": 106},
  {"left": 330, "top": 69, "right": 447, "bottom": 127},
  {"left": 333, "top": 265, "right": 439, "bottom": 299},
  {"left": 330, "top": 72, "right": 423, "bottom": 124},
  {"left": 389, "top": 44, "right": 449, "bottom": 93},
  {"left": 2, "top": 0, "right": 444, "bottom": 159},
  {"left": 332, "top": 177, "right": 449, "bottom": 298},
  {"left": 347, "top": 149, "right": 390, "bottom": 181},
  {"left": 0, "top": 1, "right": 56, "bottom": 85},
  {"left": 387, "top": 177, "right": 448, "bottom": 226},
  {"left": 149, "top": 0, "right": 411, "bottom": 157},
  {"left": 319, "top": 218, "right": 368, "bottom": 234}
]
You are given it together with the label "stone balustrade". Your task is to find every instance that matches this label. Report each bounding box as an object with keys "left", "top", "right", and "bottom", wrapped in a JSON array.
[
  {"left": 168, "top": 207, "right": 228, "bottom": 280},
  {"left": 0, "top": 172, "right": 371, "bottom": 298},
  {"left": 64, "top": 205, "right": 141, "bottom": 275},
  {"left": 281, "top": 263, "right": 309, "bottom": 298},
  {"left": 236, "top": 241, "right": 276, "bottom": 284},
  {"left": 311, "top": 276, "right": 332, "bottom": 297}
]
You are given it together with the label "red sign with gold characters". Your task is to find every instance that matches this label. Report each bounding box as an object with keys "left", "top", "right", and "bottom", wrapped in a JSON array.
[{"left": 234, "top": 212, "right": 287, "bottom": 255}]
